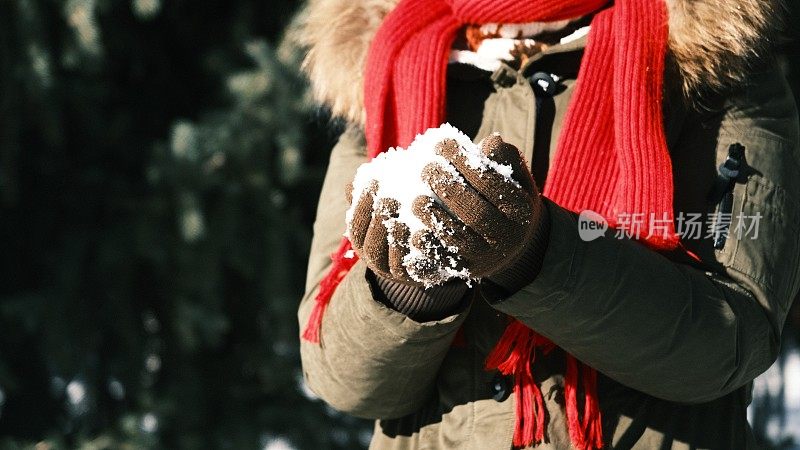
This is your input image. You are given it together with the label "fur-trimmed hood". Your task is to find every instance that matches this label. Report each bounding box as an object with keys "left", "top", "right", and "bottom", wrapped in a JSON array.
[{"left": 291, "top": 0, "right": 782, "bottom": 124}]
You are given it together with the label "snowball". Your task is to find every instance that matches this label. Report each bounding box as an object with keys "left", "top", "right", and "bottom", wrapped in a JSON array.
[{"left": 345, "top": 124, "right": 519, "bottom": 287}]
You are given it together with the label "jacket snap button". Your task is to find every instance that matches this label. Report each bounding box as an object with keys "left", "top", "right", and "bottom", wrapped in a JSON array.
[
  {"left": 529, "top": 71, "right": 557, "bottom": 97},
  {"left": 490, "top": 374, "right": 511, "bottom": 402}
]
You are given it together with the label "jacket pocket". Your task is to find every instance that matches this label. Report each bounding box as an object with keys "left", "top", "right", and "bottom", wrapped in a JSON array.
[{"left": 716, "top": 133, "right": 800, "bottom": 319}]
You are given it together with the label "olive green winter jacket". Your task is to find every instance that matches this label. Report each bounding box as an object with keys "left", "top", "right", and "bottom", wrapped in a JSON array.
[{"left": 297, "top": 17, "right": 800, "bottom": 450}]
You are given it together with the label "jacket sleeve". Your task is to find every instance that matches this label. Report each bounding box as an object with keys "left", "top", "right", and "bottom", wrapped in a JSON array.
[
  {"left": 489, "top": 66, "right": 800, "bottom": 403},
  {"left": 298, "top": 128, "right": 470, "bottom": 419}
]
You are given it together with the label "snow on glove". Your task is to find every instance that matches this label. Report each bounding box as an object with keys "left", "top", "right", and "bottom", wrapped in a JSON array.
[
  {"left": 347, "top": 125, "right": 502, "bottom": 287},
  {"left": 347, "top": 180, "right": 427, "bottom": 286},
  {"left": 415, "top": 133, "right": 545, "bottom": 279},
  {"left": 345, "top": 124, "right": 543, "bottom": 287}
]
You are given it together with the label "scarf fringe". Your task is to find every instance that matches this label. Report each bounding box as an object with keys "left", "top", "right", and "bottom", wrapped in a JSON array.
[
  {"left": 564, "top": 354, "right": 603, "bottom": 450},
  {"left": 486, "top": 321, "right": 558, "bottom": 448},
  {"left": 301, "top": 238, "right": 358, "bottom": 343},
  {"left": 487, "top": 320, "right": 603, "bottom": 449}
]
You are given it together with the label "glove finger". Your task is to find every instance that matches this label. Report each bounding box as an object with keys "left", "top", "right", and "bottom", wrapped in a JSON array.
[
  {"left": 362, "top": 197, "right": 398, "bottom": 278},
  {"left": 479, "top": 134, "right": 537, "bottom": 196},
  {"left": 422, "top": 162, "right": 513, "bottom": 244},
  {"left": 348, "top": 180, "right": 378, "bottom": 250},
  {"left": 412, "top": 195, "right": 490, "bottom": 260},
  {"left": 386, "top": 220, "right": 415, "bottom": 284},
  {"left": 409, "top": 230, "right": 466, "bottom": 283},
  {"left": 434, "top": 139, "right": 532, "bottom": 222}
]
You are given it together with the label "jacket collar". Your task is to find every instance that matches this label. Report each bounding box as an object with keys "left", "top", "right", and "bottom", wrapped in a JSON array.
[{"left": 291, "top": 0, "right": 782, "bottom": 125}]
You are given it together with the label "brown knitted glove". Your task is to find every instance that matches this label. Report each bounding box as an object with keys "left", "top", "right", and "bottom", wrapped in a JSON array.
[
  {"left": 346, "top": 180, "right": 427, "bottom": 286},
  {"left": 348, "top": 180, "right": 470, "bottom": 317},
  {"left": 415, "top": 134, "right": 546, "bottom": 280},
  {"left": 347, "top": 171, "right": 473, "bottom": 320}
]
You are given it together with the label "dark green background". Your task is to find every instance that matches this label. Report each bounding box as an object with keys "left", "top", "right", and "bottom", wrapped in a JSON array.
[{"left": 0, "top": 1, "right": 797, "bottom": 449}]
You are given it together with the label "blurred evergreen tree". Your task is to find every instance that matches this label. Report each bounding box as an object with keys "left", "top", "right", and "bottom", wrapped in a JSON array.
[{"left": 0, "top": 0, "right": 370, "bottom": 448}]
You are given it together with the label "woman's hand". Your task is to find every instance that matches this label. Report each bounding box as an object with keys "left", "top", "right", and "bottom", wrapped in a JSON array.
[
  {"left": 347, "top": 179, "right": 429, "bottom": 285},
  {"left": 346, "top": 133, "right": 546, "bottom": 288},
  {"left": 415, "top": 134, "right": 545, "bottom": 279}
]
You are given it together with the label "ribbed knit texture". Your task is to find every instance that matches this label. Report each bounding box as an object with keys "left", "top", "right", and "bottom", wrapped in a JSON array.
[
  {"left": 545, "top": 5, "right": 678, "bottom": 248},
  {"left": 369, "top": 272, "right": 469, "bottom": 321},
  {"left": 488, "top": 197, "right": 551, "bottom": 295},
  {"left": 304, "top": 1, "right": 681, "bottom": 448}
]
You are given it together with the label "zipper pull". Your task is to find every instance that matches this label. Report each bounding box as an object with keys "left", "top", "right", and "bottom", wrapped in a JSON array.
[{"left": 710, "top": 143, "right": 745, "bottom": 249}]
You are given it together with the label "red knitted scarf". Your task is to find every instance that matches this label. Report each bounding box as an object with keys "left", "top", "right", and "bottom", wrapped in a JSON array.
[{"left": 303, "top": 0, "right": 681, "bottom": 448}]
